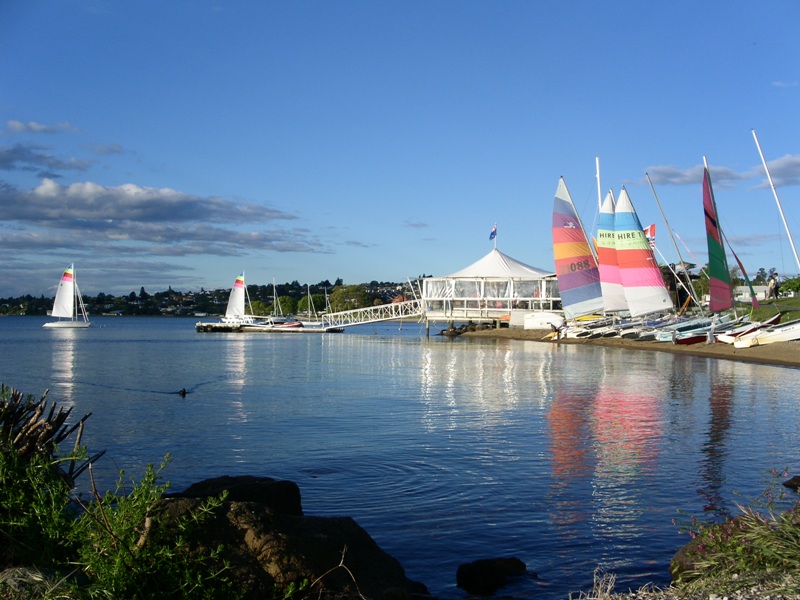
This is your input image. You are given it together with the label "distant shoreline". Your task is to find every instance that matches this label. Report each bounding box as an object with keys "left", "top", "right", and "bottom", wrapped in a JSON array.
[{"left": 460, "top": 327, "right": 800, "bottom": 369}]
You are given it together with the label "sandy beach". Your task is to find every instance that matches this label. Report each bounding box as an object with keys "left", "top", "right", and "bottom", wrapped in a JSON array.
[{"left": 460, "top": 327, "right": 800, "bottom": 369}]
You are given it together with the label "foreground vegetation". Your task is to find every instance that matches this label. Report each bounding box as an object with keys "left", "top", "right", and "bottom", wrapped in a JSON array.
[
  {"left": 0, "top": 385, "right": 240, "bottom": 599},
  {"left": 4, "top": 384, "right": 800, "bottom": 599}
]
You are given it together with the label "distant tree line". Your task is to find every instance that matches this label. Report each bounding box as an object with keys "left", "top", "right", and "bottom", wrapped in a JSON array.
[{"left": 0, "top": 279, "right": 412, "bottom": 317}]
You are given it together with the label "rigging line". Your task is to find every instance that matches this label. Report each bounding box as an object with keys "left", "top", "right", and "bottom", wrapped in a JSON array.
[
  {"left": 646, "top": 172, "right": 702, "bottom": 310},
  {"left": 673, "top": 230, "right": 710, "bottom": 280},
  {"left": 652, "top": 244, "right": 701, "bottom": 310}
]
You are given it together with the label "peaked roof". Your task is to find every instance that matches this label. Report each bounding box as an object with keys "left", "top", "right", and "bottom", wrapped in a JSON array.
[{"left": 446, "top": 249, "right": 555, "bottom": 279}]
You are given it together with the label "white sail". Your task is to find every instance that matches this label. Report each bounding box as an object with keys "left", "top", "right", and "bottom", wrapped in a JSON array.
[
  {"left": 225, "top": 273, "right": 247, "bottom": 319},
  {"left": 51, "top": 264, "right": 76, "bottom": 318}
]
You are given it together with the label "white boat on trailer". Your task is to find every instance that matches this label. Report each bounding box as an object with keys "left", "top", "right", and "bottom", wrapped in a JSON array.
[
  {"left": 715, "top": 313, "right": 781, "bottom": 344},
  {"left": 733, "top": 318, "right": 800, "bottom": 348}
]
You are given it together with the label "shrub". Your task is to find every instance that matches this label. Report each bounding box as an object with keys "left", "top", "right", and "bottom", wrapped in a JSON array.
[
  {"left": 673, "top": 469, "right": 800, "bottom": 595},
  {"left": 72, "top": 457, "right": 239, "bottom": 599}
]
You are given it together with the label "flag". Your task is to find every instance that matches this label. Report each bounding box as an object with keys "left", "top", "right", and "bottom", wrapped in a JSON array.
[
  {"left": 489, "top": 224, "right": 497, "bottom": 240},
  {"left": 643, "top": 223, "right": 656, "bottom": 248}
]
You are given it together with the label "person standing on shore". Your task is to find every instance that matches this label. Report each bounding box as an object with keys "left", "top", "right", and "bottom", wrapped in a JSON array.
[{"left": 768, "top": 273, "right": 780, "bottom": 300}]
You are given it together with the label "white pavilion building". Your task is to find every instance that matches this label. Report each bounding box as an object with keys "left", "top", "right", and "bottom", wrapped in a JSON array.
[{"left": 420, "top": 248, "right": 560, "bottom": 326}]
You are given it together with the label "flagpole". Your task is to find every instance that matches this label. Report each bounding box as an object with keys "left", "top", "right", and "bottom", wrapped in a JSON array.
[{"left": 752, "top": 129, "right": 800, "bottom": 274}]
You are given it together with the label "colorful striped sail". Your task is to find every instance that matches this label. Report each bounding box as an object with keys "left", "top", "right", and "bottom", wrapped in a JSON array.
[
  {"left": 225, "top": 272, "right": 247, "bottom": 319},
  {"left": 703, "top": 168, "right": 733, "bottom": 312},
  {"left": 552, "top": 177, "right": 604, "bottom": 320},
  {"left": 614, "top": 188, "right": 672, "bottom": 317},
  {"left": 596, "top": 191, "right": 628, "bottom": 313}
]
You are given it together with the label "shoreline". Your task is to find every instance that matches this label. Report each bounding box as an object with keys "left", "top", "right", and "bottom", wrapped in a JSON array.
[{"left": 460, "top": 327, "right": 800, "bottom": 369}]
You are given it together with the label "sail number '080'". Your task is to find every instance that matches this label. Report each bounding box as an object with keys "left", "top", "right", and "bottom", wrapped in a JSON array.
[{"left": 559, "top": 260, "right": 592, "bottom": 275}]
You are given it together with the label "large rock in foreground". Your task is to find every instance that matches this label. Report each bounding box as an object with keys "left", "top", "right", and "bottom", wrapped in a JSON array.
[{"left": 154, "top": 477, "right": 428, "bottom": 599}]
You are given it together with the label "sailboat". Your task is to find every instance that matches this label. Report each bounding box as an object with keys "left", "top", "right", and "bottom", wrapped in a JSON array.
[
  {"left": 670, "top": 164, "right": 740, "bottom": 345},
  {"left": 43, "top": 264, "right": 91, "bottom": 329},
  {"left": 614, "top": 188, "right": 673, "bottom": 318},
  {"left": 694, "top": 159, "right": 780, "bottom": 345},
  {"left": 551, "top": 177, "right": 604, "bottom": 327},
  {"left": 196, "top": 272, "right": 272, "bottom": 331}
]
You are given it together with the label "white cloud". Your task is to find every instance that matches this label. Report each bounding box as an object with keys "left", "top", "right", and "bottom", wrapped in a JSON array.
[
  {"left": 7, "top": 120, "right": 79, "bottom": 134},
  {"left": 751, "top": 154, "right": 800, "bottom": 187},
  {"left": 0, "top": 178, "right": 329, "bottom": 258}
]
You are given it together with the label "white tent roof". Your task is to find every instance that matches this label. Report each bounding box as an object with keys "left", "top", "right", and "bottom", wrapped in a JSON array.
[{"left": 445, "top": 249, "right": 555, "bottom": 279}]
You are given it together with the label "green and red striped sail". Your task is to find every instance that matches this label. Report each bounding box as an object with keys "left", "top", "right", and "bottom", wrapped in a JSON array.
[
  {"left": 703, "top": 168, "right": 733, "bottom": 312},
  {"left": 552, "top": 177, "right": 603, "bottom": 320},
  {"left": 614, "top": 188, "right": 672, "bottom": 317}
]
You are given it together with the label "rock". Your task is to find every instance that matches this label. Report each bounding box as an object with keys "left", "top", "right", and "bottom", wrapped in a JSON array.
[
  {"left": 168, "top": 475, "right": 303, "bottom": 516},
  {"left": 783, "top": 475, "right": 800, "bottom": 491},
  {"left": 149, "top": 496, "right": 428, "bottom": 600},
  {"left": 456, "top": 557, "right": 528, "bottom": 595}
]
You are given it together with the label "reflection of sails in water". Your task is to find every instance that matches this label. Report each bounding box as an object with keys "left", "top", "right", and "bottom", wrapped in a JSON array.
[
  {"left": 225, "top": 337, "right": 249, "bottom": 426},
  {"left": 589, "top": 356, "right": 664, "bottom": 540},
  {"left": 50, "top": 328, "right": 78, "bottom": 407},
  {"left": 698, "top": 361, "right": 735, "bottom": 517}
]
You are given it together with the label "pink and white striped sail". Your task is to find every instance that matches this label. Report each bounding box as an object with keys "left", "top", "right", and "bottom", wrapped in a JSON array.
[
  {"left": 596, "top": 191, "right": 628, "bottom": 313},
  {"left": 614, "top": 189, "right": 672, "bottom": 317}
]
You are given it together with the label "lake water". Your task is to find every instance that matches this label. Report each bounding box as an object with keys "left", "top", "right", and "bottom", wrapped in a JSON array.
[{"left": 1, "top": 316, "right": 799, "bottom": 598}]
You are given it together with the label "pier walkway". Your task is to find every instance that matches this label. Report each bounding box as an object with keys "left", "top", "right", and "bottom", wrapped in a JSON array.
[{"left": 321, "top": 300, "right": 423, "bottom": 329}]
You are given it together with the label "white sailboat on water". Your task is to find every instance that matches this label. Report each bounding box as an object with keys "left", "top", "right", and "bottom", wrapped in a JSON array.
[{"left": 43, "top": 264, "right": 91, "bottom": 329}]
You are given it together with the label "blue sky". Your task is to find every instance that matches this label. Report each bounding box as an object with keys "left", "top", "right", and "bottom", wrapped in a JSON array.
[{"left": 2, "top": 1, "right": 799, "bottom": 297}]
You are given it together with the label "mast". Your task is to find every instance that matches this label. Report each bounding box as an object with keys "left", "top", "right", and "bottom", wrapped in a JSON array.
[
  {"left": 646, "top": 172, "right": 703, "bottom": 311},
  {"left": 595, "top": 156, "right": 602, "bottom": 210},
  {"left": 752, "top": 129, "right": 800, "bottom": 273}
]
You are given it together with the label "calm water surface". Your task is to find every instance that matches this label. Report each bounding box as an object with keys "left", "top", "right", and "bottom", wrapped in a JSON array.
[{"left": 1, "top": 316, "right": 799, "bottom": 599}]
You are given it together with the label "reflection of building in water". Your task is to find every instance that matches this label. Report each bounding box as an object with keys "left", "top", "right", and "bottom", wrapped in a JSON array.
[
  {"left": 50, "top": 328, "right": 79, "bottom": 407},
  {"left": 418, "top": 340, "right": 558, "bottom": 433}
]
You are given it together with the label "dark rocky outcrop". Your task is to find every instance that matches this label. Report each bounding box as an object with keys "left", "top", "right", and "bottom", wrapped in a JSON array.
[
  {"left": 154, "top": 477, "right": 428, "bottom": 600},
  {"left": 167, "top": 475, "right": 303, "bottom": 516},
  {"left": 456, "top": 557, "right": 529, "bottom": 595}
]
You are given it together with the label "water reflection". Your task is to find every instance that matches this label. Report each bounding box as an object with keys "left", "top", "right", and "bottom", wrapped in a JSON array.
[
  {"left": 49, "top": 328, "right": 78, "bottom": 407},
  {"left": 698, "top": 360, "right": 734, "bottom": 516},
  {"left": 224, "top": 335, "right": 248, "bottom": 422}
]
